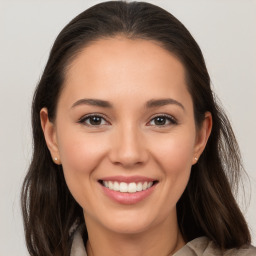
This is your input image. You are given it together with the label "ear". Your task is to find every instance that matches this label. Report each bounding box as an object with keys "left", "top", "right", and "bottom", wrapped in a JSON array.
[
  {"left": 40, "top": 108, "right": 61, "bottom": 165},
  {"left": 192, "top": 112, "right": 212, "bottom": 165}
]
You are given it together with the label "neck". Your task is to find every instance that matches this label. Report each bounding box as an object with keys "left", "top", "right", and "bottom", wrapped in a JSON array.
[{"left": 85, "top": 213, "right": 185, "bottom": 256}]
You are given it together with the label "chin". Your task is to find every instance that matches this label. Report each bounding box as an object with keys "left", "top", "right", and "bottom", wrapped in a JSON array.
[
  {"left": 97, "top": 209, "right": 164, "bottom": 235},
  {"left": 105, "top": 220, "right": 153, "bottom": 235}
]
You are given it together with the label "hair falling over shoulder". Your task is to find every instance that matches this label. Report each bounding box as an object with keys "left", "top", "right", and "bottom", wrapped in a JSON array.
[{"left": 21, "top": 1, "right": 251, "bottom": 255}]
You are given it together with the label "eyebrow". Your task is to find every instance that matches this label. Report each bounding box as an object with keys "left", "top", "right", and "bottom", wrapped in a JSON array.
[
  {"left": 71, "top": 98, "right": 184, "bottom": 110},
  {"left": 71, "top": 98, "right": 113, "bottom": 108},
  {"left": 146, "top": 98, "right": 185, "bottom": 110}
]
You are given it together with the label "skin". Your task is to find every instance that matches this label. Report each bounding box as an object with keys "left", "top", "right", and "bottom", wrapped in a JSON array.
[{"left": 41, "top": 36, "right": 212, "bottom": 256}]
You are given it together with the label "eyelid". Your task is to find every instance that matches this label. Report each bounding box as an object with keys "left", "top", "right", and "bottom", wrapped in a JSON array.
[
  {"left": 147, "top": 113, "right": 178, "bottom": 126},
  {"left": 77, "top": 113, "right": 177, "bottom": 127},
  {"left": 78, "top": 113, "right": 110, "bottom": 126}
]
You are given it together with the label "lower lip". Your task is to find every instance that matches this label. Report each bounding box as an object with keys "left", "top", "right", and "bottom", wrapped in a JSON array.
[{"left": 101, "top": 183, "right": 157, "bottom": 205}]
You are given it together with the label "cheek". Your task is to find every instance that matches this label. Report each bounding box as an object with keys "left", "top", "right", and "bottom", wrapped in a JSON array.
[
  {"left": 154, "top": 133, "right": 194, "bottom": 207},
  {"left": 150, "top": 129, "right": 195, "bottom": 200},
  {"left": 56, "top": 128, "right": 108, "bottom": 203},
  {"left": 57, "top": 128, "right": 107, "bottom": 173},
  {"left": 150, "top": 131, "right": 195, "bottom": 173}
]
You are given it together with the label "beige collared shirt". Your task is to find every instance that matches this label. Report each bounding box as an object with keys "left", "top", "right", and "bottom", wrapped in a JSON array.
[{"left": 70, "top": 226, "right": 256, "bottom": 256}]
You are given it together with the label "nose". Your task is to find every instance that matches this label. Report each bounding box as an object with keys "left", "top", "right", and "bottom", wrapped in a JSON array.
[{"left": 108, "top": 124, "right": 149, "bottom": 168}]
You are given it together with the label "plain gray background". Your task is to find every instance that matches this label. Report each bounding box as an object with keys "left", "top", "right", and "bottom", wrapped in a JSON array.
[{"left": 0, "top": 0, "right": 255, "bottom": 255}]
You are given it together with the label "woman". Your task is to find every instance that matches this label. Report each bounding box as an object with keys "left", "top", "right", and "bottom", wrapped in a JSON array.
[{"left": 21, "top": 1, "right": 256, "bottom": 255}]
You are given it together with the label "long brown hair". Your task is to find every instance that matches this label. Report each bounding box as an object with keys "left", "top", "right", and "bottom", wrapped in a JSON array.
[{"left": 21, "top": 1, "right": 251, "bottom": 255}]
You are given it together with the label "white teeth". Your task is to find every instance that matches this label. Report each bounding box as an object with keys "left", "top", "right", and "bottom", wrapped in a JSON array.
[
  {"left": 137, "top": 182, "right": 143, "bottom": 191},
  {"left": 113, "top": 181, "right": 119, "bottom": 191},
  {"left": 109, "top": 181, "right": 114, "bottom": 190},
  {"left": 120, "top": 182, "right": 128, "bottom": 192},
  {"left": 142, "top": 182, "right": 148, "bottom": 190},
  {"left": 147, "top": 181, "right": 153, "bottom": 188},
  {"left": 103, "top": 181, "right": 109, "bottom": 188},
  {"left": 128, "top": 182, "right": 136, "bottom": 193},
  {"left": 102, "top": 181, "right": 154, "bottom": 193}
]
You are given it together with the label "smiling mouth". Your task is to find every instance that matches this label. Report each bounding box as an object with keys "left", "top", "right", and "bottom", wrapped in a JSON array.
[{"left": 99, "top": 180, "right": 158, "bottom": 193}]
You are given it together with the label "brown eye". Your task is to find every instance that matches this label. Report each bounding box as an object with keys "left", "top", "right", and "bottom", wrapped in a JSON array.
[
  {"left": 79, "top": 115, "right": 108, "bottom": 126},
  {"left": 154, "top": 116, "right": 167, "bottom": 125},
  {"left": 148, "top": 115, "right": 177, "bottom": 126}
]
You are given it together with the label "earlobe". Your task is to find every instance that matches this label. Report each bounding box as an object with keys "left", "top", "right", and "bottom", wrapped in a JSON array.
[
  {"left": 193, "top": 112, "right": 212, "bottom": 165},
  {"left": 40, "top": 108, "right": 61, "bottom": 164}
]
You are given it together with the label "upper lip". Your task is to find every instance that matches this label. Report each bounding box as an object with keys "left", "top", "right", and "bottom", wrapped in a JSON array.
[{"left": 99, "top": 175, "right": 157, "bottom": 183}]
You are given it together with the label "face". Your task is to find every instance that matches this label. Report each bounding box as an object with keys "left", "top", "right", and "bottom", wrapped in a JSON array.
[{"left": 41, "top": 37, "right": 211, "bottom": 235}]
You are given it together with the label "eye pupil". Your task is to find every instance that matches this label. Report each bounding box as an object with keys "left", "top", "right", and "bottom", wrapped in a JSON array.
[
  {"left": 90, "top": 116, "right": 102, "bottom": 125},
  {"left": 155, "top": 117, "right": 166, "bottom": 125}
]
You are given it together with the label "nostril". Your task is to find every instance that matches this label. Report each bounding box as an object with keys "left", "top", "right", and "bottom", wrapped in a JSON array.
[{"left": 108, "top": 139, "right": 149, "bottom": 168}]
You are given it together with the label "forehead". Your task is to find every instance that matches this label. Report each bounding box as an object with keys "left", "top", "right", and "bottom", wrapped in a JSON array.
[
  {"left": 65, "top": 36, "right": 185, "bottom": 82},
  {"left": 60, "top": 36, "right": 191, "bottom": 108}
]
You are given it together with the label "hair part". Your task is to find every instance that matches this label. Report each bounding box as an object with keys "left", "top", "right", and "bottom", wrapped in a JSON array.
[{"left": 21, "top": 1, "right": 251, "bottom": 255}]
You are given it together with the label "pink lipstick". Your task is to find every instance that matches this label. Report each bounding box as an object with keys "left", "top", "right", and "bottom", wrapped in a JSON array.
[{"left": 98, "top": 176, "right": 158, "bottom": 205}]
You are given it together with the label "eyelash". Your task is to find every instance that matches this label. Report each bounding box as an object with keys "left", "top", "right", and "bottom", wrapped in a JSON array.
[
  {"left": 78, "top": 113, "right": 177, "bottom": 127},
  {"left": 78, "top": 114, "right": 109, "bottom": 127},
  {"left": 147, "top": 114, "right": 177, "bottom": 127}
]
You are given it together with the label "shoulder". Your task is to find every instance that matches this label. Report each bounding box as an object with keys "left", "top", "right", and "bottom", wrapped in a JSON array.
[
  {"left": 174, "top": 237, "right": 256, "bottom": 256},
  {"left": 70, "top": 224, "right": 87, "bottom": 256}
]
